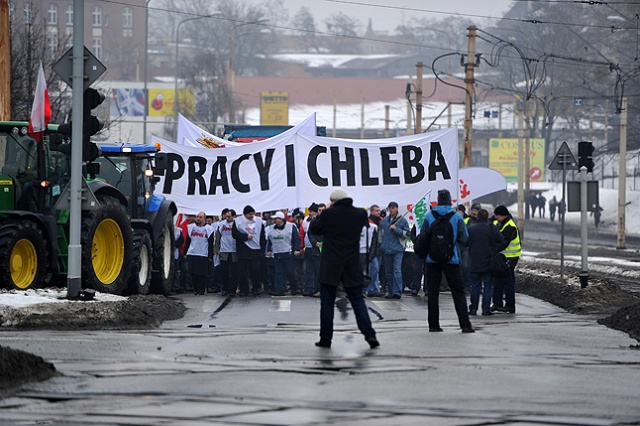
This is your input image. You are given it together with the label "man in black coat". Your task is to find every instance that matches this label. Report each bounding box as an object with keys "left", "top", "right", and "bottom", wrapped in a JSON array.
[
  {"left": 468, "top": 209, "right": 506, "bottom": 315},
  {"left": 309, "top": 188, "right": 379, "bottom": 349}
]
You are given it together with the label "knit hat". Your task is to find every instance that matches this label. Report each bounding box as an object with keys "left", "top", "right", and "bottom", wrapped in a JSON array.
[
  {"left": 243, "top": 205, "right": 256, "bottom": 215},
  {"left": 437, "top": 189, "right": 452, "bottom": 206},
  {"left": 329, "top": 188, "right": 348, "bottom": 201},
  {"left": 274, "top": 211, "right": 285, "bottom": 220},
  {"left": 308, "top": 203, "right": 319, "bottom": 213},
  {"left": 471, "top": 203, "right": 482, "bottom": 211},
  {"left": 457, "top": 204, "right": 466, "bottom": 213},
  {"left": 388, "top": 201, "right": 399, "bottom": 208},
  {"left": 494, "top": 205, "right": 510, "bottom": 216}
]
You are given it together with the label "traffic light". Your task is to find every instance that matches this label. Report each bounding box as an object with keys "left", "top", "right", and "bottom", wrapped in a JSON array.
[
  {"left": 83, "top": 88, "right": 105, "bottom": 162},
  {"left": 56, "top": 88, "right": 105, "bottom": 162},
  {"left": 578, "top": 141, "right": 595, "bottom": 173}
]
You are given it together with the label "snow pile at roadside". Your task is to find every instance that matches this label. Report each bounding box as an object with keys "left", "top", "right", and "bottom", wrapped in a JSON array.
[{"left": 0, "top": 288, "right": 126, "bottom": 308}]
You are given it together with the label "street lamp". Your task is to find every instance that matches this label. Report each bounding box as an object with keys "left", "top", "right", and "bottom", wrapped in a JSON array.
[
  {"left": 228, "top": 20, "right": 268, "bottom": 123},
  {"left": 174, "top": 12, "right": 221, "bottom": 139}
]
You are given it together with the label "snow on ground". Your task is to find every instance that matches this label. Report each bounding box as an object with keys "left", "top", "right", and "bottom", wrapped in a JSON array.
[
  {"left": 506, "top": 182, "right": 640, "bottom": 236},
  {"left": 245, "top": 98, "right": 508, "bottom": 133},
  {"left": 0, "top": 288, "right": 126, "bottom": 308}
]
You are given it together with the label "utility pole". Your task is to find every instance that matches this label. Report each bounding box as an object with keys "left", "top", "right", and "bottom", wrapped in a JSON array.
[
  {"left": 360, "top": 97, "right": 365, "bottom": 139},
  {"left": 617, "top": 97, "right": 627, "bottom": 249},
  {"left": 332, "top": 92, "right": 337, "bottom": 138},
  {"left": 384, "top": 104, "right": 390, "bottom": 138},
  {"left": 462, "top": 26, "right": 477, "bottom": 168},
  {"left": 0, "top": 0, "right": 9, "bottom": 120},
  {"left": 415, "top": 62, "right": 423, "bottom": 134},
  {"left": 517, "top": 111, "right": 524, "bottom": 233},
  {"left": 524, "top": 98, "right": 531, "bottom": 221}
]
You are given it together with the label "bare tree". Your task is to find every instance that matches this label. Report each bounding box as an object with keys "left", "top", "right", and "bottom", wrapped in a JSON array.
[
  {"left": 9, "top": 1, "right": 70, "bottom": 123},
  {"left": 292, "top": 6, "right": 320, "bottom": 53},
  {"left": 323, "top": 12, "right": 361, "bottom": 54}
]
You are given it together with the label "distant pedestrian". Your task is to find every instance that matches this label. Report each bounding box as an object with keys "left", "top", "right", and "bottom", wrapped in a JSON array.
[
  {"left": 418, "top": 189, "right": 474, "bottom": 333},
  {"left": 592, "top": 204, "right": 603, "bottom": 228},
  {"left": 491, "top": 205, "right": 521, "bottom": 314},
  {"left": 558, "top": 199, "right": 566, "bottom": 222},
  {"left": 468, "top": 209, "right": 506, "bottom": 316},
  {"left": 309, "top": 188, "right": 379, "bottom": 349},
  {"left": 539, "top": 195, "right": 546, "bottom": 218},
  {"left": 549, "top": 196, "right": 558, "bottom": 222}
]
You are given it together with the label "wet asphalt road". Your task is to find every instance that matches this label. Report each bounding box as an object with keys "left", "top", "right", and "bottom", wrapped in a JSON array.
[{"left": 1, "top": 292, "right": 639, "bottom": 425}]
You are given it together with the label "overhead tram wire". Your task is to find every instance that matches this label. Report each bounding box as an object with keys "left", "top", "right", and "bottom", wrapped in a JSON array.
[
  {"left": 100, "top": 0, "right": 632, "bottom": 42},
  {"left": 321, "top": 0, "right": 633, "bottom": 30}
]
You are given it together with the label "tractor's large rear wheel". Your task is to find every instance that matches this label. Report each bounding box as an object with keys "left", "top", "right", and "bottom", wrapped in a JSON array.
[
  {"left": 127, "top": 229, "right": 152, "bottom": 295},
  {"left": 81, "top": 196, "right": 133, "bottom": 294},
  {"left": 151, "top": 211, "right": 175, "bottom": 295},
  {"left": 0, "top": 221, "right": 48, "bottom": 290}
]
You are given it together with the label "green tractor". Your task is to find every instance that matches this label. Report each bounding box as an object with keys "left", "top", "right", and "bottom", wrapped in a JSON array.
[
  {"left": 94, "top": 143, "right": 177, "bottom": 295},
  {"left": 0, "top": 121, "right": 133, "bottom": 294}
]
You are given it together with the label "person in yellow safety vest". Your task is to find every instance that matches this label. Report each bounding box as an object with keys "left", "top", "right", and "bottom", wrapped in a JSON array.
[
  {"left": 491, "top": 205, "right": 522, "bottom": 314},
  {"left": 466, "top": 203, "right": 482, "bottom": 226}
]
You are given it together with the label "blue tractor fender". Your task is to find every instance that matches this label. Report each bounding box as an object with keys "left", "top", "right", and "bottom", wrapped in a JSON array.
[{"left": 147, "top": 197, "right": 177, "bottom": 242}]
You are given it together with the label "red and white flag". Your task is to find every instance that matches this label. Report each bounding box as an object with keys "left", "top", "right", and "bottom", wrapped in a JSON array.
[{"left": 27, "top": 61, "right": 52, "bottom": 142}]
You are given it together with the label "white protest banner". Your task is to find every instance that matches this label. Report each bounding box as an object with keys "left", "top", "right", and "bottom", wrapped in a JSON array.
[
  {"left": 458, "top": 167, "right": 507, "bottom": 203},
  {"left": 155, "top": 127, "right": 459, "bottom": 215},
  {"left": 177, "top": 112, "right": 318, "bottom": 148},
  {"left": 176, "top": 114, "right": 243, "bottom": 148}
]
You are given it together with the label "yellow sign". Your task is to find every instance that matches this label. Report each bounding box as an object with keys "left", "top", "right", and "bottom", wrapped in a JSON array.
[
  {"left": 260, "top": 92, "right": 289, "bottom": 125},
  {"left": 148, "top": 89, "right": 194, "bottom": 117},
  {"left": 489, "top": 138, "right": 546, "bottom": 183}
]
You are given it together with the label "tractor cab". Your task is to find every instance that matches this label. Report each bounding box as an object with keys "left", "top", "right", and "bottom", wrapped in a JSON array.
[
  {"left": 0, "top": 122, "right": 71, "bottom": 214},
  {"left": 95, "top": 143, "right": 160, "bottom": 220}
]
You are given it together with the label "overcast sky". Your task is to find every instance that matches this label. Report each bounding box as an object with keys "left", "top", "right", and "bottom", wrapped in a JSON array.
[{"left": 282, "top": 0, "right": 514, "bottom": 32}]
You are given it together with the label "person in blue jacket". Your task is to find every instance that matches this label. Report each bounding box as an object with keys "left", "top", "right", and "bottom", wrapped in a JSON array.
[
  {"left": 420, "top": 189, "right": 474, "bottom": 333},
  {"left": 379, "top": 201, "right": 410, "bottom": 299}
]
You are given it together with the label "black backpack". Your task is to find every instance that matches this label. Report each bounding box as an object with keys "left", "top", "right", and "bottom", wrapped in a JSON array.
[{"left": 426, "top": 211, "right": 456, "bottom": 263}]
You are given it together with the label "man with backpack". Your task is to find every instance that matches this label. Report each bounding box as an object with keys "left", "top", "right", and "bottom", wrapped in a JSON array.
[{"left": 418, "top": 189, "right": 474, "bottom": 333}]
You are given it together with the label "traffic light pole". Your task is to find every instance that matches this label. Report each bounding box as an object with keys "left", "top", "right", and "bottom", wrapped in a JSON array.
[
  {"left": 67, "top": 0, "right": 85, "bottom": 299},
  {"left": 579, "top": 166, "right": 589, "bottom": 288}
]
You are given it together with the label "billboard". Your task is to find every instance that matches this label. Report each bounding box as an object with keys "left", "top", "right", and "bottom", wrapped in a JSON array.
[
  {"left": 489, "top": 138, "right": 546, "bottom": 182},
  {"left": 110, "top": 88, "right": 145, "bottom": 116},
  {"left": 148, "top": 88, "right": 194, "bottom": 117},
  {"left": 260, "top": 92, "right": 289, "bottom": 125}
]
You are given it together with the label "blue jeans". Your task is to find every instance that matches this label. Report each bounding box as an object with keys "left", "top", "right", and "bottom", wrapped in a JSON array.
[
  {"left": 384, "top": 252, "right": 403, "bottom": 297},
  {"left": 367, "top": 256, "right": 380, "bottom": 294},
  {"left": 319, "top": 284, "right": 376, "bottom": 344},
  {"left": 492, "top": 257, "right": 519, "bottom": 311},
  {"left": 274, "top": 253, "right": 297, "bottom": 294},
  {"left": 469, "top": 272, "right": 494, "bottom": 314}
]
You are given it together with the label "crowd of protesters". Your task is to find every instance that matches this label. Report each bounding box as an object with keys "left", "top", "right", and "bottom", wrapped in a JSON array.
[{"left": 173, "top": 188, "right": 522, "bottom": 340}]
